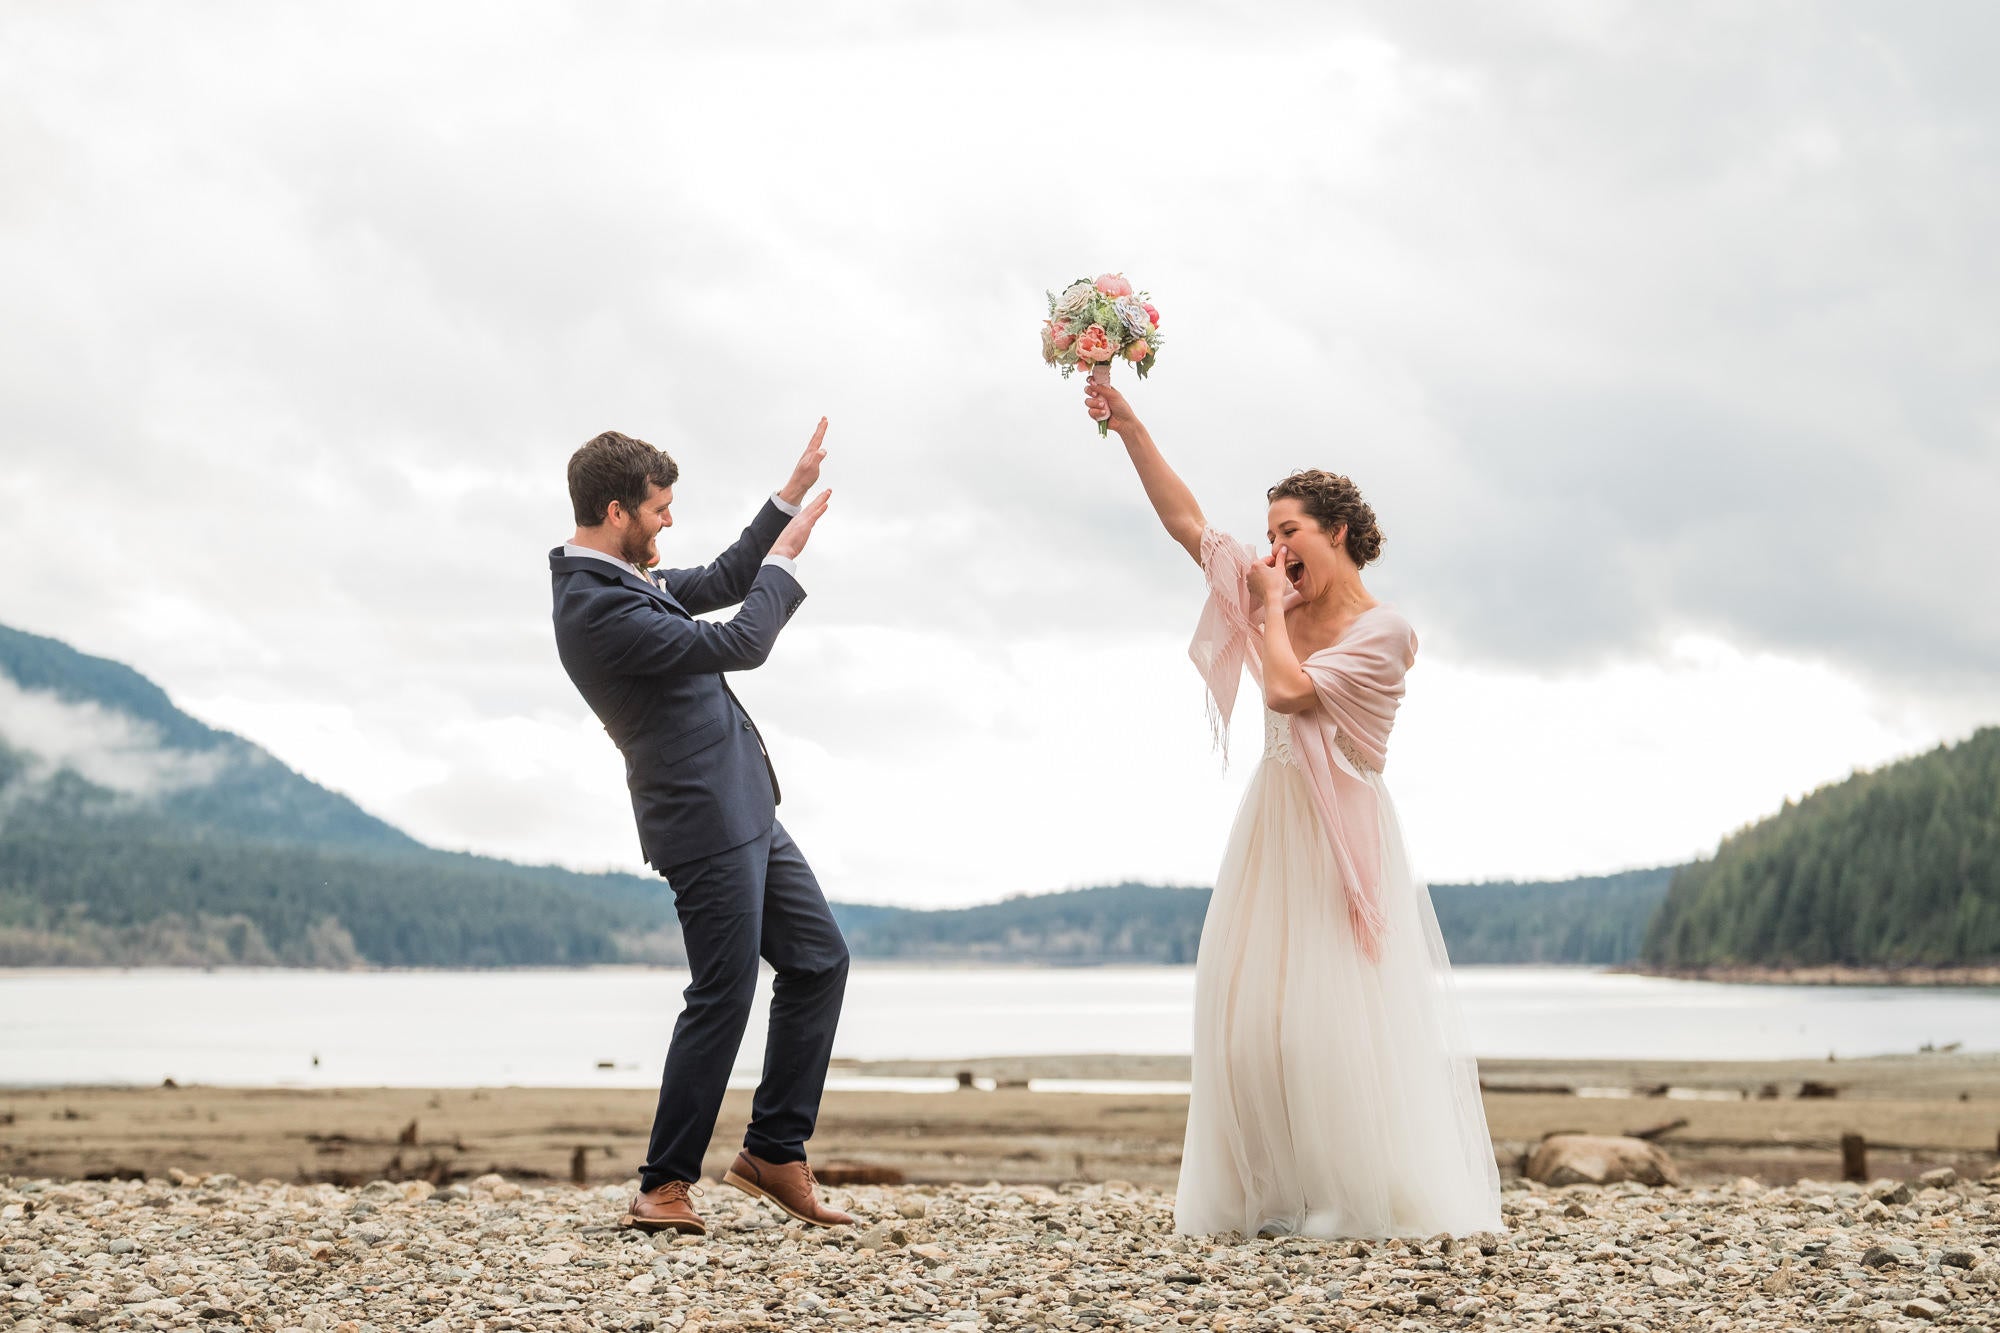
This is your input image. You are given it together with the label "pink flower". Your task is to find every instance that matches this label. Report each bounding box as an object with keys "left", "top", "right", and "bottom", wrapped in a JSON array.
[
  {"left": 1142, "top": 303, "right": 1159, "bottom": 328},
  {"left": 1124, "top": 338, "right": 1151, "bottom": 362},
  {"left": 1094, "top": 273, "right": 1134, "bottom": 298},
  {"left": 1049, "top": 321, "right": 1076, "bottom": 351},
  {"left": 1074, "top": 324, "right": 1114, "bottom": 363}
]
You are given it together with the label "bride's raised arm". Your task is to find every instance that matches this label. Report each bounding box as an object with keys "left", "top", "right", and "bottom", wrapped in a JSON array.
[{"left": 1084, "top": 377, "right": 1205, "bottom": 562}]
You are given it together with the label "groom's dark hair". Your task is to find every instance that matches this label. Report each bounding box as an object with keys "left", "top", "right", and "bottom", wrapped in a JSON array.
[{"left": 568, "top": 431, "right": 680, "bottom": 526}]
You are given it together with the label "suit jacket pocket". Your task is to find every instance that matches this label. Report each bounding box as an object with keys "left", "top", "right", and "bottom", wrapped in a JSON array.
[{"left": 658, "top": 715, "right": 726, "bottom": 765}]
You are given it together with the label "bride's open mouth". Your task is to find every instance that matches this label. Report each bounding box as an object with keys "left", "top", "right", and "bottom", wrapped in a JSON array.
[{"left": 1286, "top": 558, "right": 1305, "bottom": 589}]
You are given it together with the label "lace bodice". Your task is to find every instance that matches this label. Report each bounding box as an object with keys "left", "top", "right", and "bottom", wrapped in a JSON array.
[
  {"left": 1262, "top": 709, "right": 1296, "bottom": 767},
  {"left": 1262, "top": 708, "right": 1377, "bottom": 775}
]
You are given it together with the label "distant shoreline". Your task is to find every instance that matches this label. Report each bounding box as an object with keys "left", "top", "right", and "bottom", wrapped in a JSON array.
[
  {"left": 7, "top": 959, "right": 2000, "bottom": 984},
  {"left": 1626, "top": 963, "right": 2000, "bottom": 987}
]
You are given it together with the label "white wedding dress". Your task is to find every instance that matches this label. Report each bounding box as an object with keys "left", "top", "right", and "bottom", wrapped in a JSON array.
[
  {"left": 1168, "top": 704, "right": 1504, "bottom": 1232},
  {"left": 1174, "top": 578, "right": 1502, "bottom": 1238}
]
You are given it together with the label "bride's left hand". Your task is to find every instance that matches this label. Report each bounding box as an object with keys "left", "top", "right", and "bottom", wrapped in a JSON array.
[{"left": 1246, "top": 548, "right": 1288, "bottom": 602}]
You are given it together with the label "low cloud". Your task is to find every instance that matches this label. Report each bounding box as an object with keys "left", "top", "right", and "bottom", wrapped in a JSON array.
[{"left": 0, "top": 674, "right": 232, "bottom": 799}]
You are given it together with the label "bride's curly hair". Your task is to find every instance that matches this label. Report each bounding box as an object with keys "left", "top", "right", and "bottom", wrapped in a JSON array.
[{"left": 1266, "top": 470, "right": 1385, "bottom": 568}]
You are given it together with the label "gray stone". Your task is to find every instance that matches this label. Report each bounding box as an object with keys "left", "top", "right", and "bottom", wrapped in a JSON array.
[
  {"left": 1527, "top": 1135, "right": 1680, "bottom": 1188},
  {"left": 1864, "top": 1245, "right": 1902, "bottom": 1268},
  {"left": 264, "top": 1247, "right": 306, "bottom": 1273}
]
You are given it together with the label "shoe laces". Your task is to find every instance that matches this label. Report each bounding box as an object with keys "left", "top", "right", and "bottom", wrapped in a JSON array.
[{"left": 657, "top": 1180, "right": 704, "bottom": 1203}]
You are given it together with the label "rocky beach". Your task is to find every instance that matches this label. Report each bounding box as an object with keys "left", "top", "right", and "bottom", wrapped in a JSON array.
[
  {"left": 3, "top": 1167, "right": 1999, "bottom": 1331},
  {"left": 5, "top": 1054, "right": 1999, "bottom": 1329}
]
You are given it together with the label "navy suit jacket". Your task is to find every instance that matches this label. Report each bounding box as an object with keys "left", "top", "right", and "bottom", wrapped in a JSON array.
[{"left": 550, "top": 499, "right": 806, "bottom": 870}]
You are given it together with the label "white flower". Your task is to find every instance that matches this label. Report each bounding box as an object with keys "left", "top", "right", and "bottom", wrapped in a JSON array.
[
  {"left": 1054, "top": 281, "right": 1096, "bottom": 317},
  {"left": 1112, "top": 297, "right": 1153, "bottom": 336}
]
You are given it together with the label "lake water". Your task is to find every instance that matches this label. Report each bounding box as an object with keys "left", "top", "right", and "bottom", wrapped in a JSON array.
[{"left": 2, "top": 966, "right": 1996, "bottom": 1089}]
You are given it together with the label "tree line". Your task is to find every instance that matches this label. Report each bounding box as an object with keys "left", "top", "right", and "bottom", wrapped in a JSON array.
[{"left": 1642, "top": 728, "right": 2000, "bottom": 968}]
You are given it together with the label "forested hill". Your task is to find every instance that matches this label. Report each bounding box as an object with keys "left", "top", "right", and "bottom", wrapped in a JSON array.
[
  {"left": 0, "top": 622, "right": 678, "bottom": 967},
  {"left": 1429, "top": 867, "right": 1672, "bottom": 965},
  {"left": 830, "top": 869, "right": 1676, "bottom": 966},
  {"left": 1641, "top": 729, "right": 2000, "bottom": 969}
]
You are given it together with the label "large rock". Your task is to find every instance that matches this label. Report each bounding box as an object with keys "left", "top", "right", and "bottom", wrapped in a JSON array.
[{"left": 1526, "top": 1135, "right": 1680, "bottom": 1187}]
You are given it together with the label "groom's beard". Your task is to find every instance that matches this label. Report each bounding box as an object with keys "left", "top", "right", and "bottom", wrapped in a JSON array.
[{"left": 620, "top": 528, "right": 658, "bottom": 569}]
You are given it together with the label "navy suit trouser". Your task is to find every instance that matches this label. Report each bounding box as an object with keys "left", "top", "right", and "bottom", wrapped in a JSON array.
[{"left": 640, "top": 820, "right": 849, "bottom": 1189}]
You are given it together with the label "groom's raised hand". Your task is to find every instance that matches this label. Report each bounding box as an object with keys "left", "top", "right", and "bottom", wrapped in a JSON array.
[
  {"left": 777, "top": 418, "right": 829, "bottom": 508},
  {"left": 771, "top": 490, "right": 831, "bottom": 561}
]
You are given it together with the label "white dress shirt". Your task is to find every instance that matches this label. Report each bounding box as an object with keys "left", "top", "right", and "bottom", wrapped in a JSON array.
[{"left": 562, "top": 493, "right": 801, "bottom": 586}]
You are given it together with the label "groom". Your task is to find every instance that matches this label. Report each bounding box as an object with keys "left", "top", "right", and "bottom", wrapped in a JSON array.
[{"left": 550, "top": 425, "right": 853, "bottom": 1236}]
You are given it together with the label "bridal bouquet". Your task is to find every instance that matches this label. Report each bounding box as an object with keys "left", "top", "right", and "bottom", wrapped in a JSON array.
[{"left": 1041, "top": 273, "right": 1160, "bottom": 435}]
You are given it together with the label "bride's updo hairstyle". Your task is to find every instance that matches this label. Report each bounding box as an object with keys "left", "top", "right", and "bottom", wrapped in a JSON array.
[{"left": 1266, "top": 470, "right": 1385, "bottom": 568}]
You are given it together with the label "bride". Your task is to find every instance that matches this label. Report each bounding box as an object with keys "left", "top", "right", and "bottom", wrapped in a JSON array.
[{"left": 1084, "top": 376, "right": 1502, "bottom": 1239}]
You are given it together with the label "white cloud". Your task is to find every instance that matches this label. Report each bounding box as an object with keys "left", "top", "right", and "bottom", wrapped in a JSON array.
[
  {"left": 0, "top": 676, "right": 231, "bottom": 799},
  {"left": 1, "top": 2, "right": 1994, "bottom": 904}
]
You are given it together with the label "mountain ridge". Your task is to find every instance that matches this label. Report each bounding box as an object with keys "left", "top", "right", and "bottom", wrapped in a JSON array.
[{"left": 11, "top": 617, "right": 1943, "bottom": 973}]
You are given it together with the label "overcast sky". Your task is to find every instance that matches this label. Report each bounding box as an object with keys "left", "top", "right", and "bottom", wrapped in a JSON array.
[{"left": 3, "top": 2, "right": 1995, "bottom": 907}]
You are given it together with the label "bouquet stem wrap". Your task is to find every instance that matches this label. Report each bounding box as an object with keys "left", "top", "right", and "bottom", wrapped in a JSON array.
[{"left": 1087, "top": 361, "right": 1113, "bottom": 437}]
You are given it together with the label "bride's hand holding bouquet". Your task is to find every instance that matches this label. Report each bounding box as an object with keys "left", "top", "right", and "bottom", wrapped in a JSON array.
[{"left": 1081, "top": 374, "right": 1142, "bottom": 438}]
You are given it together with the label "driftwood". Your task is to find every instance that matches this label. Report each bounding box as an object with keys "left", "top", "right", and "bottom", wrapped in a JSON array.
[
  {"left": 1478, "top": 1080, "right": 1575, "bottom": 1095},
  {"left": 1798, "top": 1081, "right": 1841, "bottom": 1099},
  {"left": 812, "top": 1162, "right": 905, "bottom": 1186},
  {"left": 1624, "top": 1117, "right": 1689, "bottom": 1142},
  {"left": 305, "top": 1151, "right": 472, "bottom": 1187}
]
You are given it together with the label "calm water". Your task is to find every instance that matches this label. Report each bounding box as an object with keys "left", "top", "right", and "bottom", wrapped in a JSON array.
[{"left": 1, "top": 966, "right": 1995, "bottom": 1089}]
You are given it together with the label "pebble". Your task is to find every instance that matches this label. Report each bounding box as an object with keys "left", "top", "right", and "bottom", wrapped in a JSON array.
[{"left": 0, "top": 1172, "right": 1994, "bottom": 1329}]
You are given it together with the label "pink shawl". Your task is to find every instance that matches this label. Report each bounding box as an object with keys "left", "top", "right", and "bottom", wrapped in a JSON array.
[{"left": 1189, "top": 527, "right": 1416, "bottom": 961}]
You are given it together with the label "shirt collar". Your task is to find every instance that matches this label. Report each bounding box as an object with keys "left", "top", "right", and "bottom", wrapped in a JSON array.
[{"left": 562, "top": 542, "right": 651, "bottom": 583}]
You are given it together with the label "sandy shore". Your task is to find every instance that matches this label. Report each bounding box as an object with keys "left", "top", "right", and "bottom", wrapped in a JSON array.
[{"left": 4, "top": 1055, "right": 1997, "bottom": 1190}]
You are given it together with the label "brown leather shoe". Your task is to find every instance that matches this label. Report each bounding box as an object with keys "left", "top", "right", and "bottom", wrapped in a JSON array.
[
  {"left": 620, "top": 1180, "right": 705, "bottom": 1235},
  {"left": 723, "top": 1151, "right": 855, "bottom": 1227}
]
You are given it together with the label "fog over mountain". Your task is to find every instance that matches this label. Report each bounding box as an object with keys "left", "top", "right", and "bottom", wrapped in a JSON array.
[{"left": 0, "top": 675, "right": 232, "bottom": 802}]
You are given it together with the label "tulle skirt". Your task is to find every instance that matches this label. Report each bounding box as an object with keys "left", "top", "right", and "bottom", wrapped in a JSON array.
[{"left": 1174, "top": 755, "right": 1502, "bottom": 1238}]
